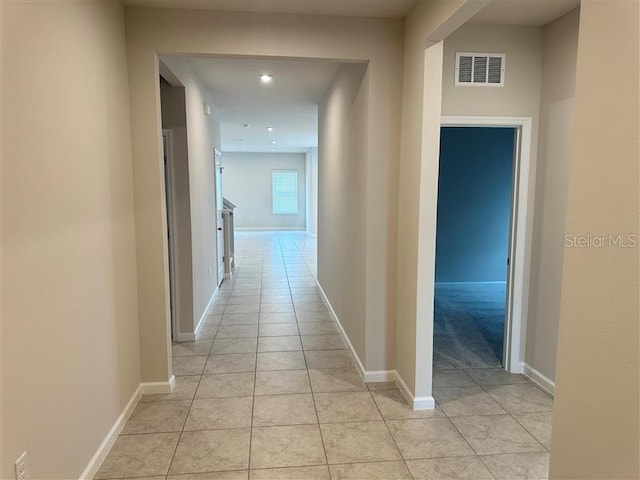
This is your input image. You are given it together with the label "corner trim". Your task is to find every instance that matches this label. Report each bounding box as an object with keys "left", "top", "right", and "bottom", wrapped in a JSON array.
[
  {"left": 363, "top": 370, "right": 396, "bottom": 382},
  {"left": 413, "top": 395, "right": 437, "bottom": 410},
  {"left": 523, "top": 363, "right": 555, "bottom": 396},
  {"left": 174, "top": 332, "right": 196, "bottom": 342},
  {"left": 395, "top": 371, "right": 436, "bottom": 410},
  {"left": 511, "top": 361, "right": 525, "bottom": 374},
  {"left": 78, "top": 385, "right": 142, "bottom": 480},
  {"left": 141, "top": 375, "right": 176, "bottom": 395}
]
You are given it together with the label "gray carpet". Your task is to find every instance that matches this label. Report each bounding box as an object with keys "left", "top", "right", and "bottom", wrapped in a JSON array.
[{"left": 433, "top": 282, "right": 506, "bottom": 369}]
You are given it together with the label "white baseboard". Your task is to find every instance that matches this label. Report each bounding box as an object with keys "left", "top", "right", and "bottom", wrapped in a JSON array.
[
  {"left": 313, "top": 279, "right": 437, "bottom": 411},
  {"left": 364, "top": 370, "right": 396, "bottom": 382},
  {"left": 314, "top": 279, "right": 429, "bottom": 408},
  {"left": 509, "top": 361, "right": 525, "bottom": 374},
  {"left": 235, "top": 227, "right": 306, "bottom": 231},
  {"left": 315, "top": 280, "right": 367, "bottom": 381},
  {"left": 79, "top": 375, "right": 176, "bottom": 479},
  {"left": 141, "top": 375, "right": 176, "bottom": 395},
  {"left": 175, "top": 287, "right": 218, "bottom": 343},
  {"left": 395, "top": 371, "right": 435, "bottom": 410},
  {"left": 523, "top": 363, "right": 555, "bottom": 396},
  {"left": 79, "top": 385, "right": 142, "bottom": 480},
  {"left": 435, "top": 281, "right": 507, "bottom": 285},
  {"left": 412, "top": 395, "right": 437, "bottom": 410},
  {"left": 194, "top": 287, "right": 218, "bottom": 337},
  {"left": 174, "top": 332, "right": 196, "bottom": 342}
]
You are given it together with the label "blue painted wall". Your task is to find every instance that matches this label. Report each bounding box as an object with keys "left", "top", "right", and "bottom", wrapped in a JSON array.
[{"left": 435, "top": 127, "right": 515, "bottom": 282}]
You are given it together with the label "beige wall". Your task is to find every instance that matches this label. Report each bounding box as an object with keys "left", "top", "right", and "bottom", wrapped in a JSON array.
[
  {"left": 318, "top": 63, "right": 369, "bottom": 365},
  {"left": 1, "top": 1, "right": 140, "bottom": 478},
  {"left": 124, "top": 7, "right": 404, "bottom": 380},
  {"left": 441, "top": 24, "right": 543, "bottom": 119},
  {"left": 160, "top": 82, "right": 195, "bottom": 339},
  {"left": 550, "top": 2, "right": 640, "bottom": 478},
  {"left": 396, "top": 0, "right": 485, "bottom": 398},
  {"left": 222, "top": 152, "right": 307, "bottom": 230},
  {"left": 526, "top": 8, "right": 579, "bottom": 385},
  {"left": 161, "top": 56, "right": 222, "bottom": 335}
]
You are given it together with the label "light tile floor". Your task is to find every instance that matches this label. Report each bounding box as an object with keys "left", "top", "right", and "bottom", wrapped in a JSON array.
[{"left": 96, "top": 231, "right": 553, "bottom": 480}]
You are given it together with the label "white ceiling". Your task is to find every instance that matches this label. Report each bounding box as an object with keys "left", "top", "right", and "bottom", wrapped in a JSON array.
[
  {"left": 157, "top": 1, "right": 580, "bottom": 152},
  {"left": 185, "top": 56, "right": 343, "bottom": 153},
  {"left": 469, "top": 0, "right": 579, "bottom": 27},
  {"left": 123, "top": 0, "right": 418, "bottom": 18},
  {"left": 125, "top": 0, "right": 579, "bottom": 25},
  {"left": 126, "top": 0, "right": 580, "bottom": 26}
]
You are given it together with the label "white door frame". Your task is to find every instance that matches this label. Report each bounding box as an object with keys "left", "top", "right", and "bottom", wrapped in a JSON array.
[
  {"left": 162, "top": 129, "right": 178, "bottom": 342},
  {"left": 440, "top": 116, "right": 533, "bottom": 373},
  {"left": 214, "top": 149, "right": 225, "bottom": 286}
]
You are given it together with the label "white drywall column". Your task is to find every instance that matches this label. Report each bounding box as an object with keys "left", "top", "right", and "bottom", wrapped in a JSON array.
[
  {"left": 413, "top": 41, "right": 444, "bottom": 406},
  {"left": 395, "top": 0, "right": 488, "bottom": 407}
]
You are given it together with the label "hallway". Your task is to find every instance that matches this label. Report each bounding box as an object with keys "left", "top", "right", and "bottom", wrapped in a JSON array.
[{"left": 96, "top": 232, "right": 553, "bottom": 480}]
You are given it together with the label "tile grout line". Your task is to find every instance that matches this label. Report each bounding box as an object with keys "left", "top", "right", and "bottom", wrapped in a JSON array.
[
  {"left": 172, "top": 257, "right": 232, "bottom": 477},
  {"left": 470, "top": 372, "right": 553, "bottom": 454},
  {"left": 286, "top": 233, "right": 332, "bottom": 476},
  {"left": 113, "top": 233, "right": 552, "bottom": 479},
  {"left": 246, "top": 240, "right": 265, "bottom": 473},
  {"left": 163, "top": 285, "right": 227, "bottom": 475},
  {"left": 164, "top": 356, "right": 206, "bottom": 476},
  {"left": 368, "top": 385, "right": 417, "bottom": 480},
  {"left": 304, "top": 315, "right": 331, "bottom": 475},
  {"left": 290, "top": 225, "right": 410, "bottom": 480},
  {"left": 434, "top": 368, "right": 550, "bottom": 477}
]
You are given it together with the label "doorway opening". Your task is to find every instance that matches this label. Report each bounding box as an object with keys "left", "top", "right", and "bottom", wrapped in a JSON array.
[
  {"left": 156, "top": 55, "right": 362, "bottom": 350},
  {"left": 162, "top": 128, "right": 177, "bottom": 341},
  {"left": 434, "top": 126, "right": 516, "bottom": 369},
  {"left": 158, "top": 73, "right": 197, "bottom": 342},
  {"left": 435, "top": 116, "right": 533, "bottom": 373}
]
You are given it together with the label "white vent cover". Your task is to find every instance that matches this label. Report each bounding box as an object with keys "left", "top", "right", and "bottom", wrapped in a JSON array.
[{"left": 455, "top": 52, "right": 505, "bottom": 87}]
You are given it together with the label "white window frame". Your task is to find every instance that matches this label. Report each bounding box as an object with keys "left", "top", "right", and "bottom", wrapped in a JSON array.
[{"left": 272, "top": 170, "right": 298, "bottom": 215}]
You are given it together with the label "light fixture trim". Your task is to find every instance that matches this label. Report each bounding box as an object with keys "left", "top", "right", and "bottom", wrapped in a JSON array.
[{"left": 259, "top": 73, "right": 273, "bottom": 83}]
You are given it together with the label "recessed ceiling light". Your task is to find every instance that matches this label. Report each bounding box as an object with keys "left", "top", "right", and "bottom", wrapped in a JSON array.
[
  {"left": 266, "top": 126, "right": 274, "bottom": 132},
  {"left": 271, "top": 140, "right": 277, "bottom": 145},
  {"left": 242, "top": 123, "right": 250, "bottom": 128},
  {"left": 270, "top": 148, "right": 275, "bottom": 152},
  {"left": 259, "top": 74, "right": 273, "bottom": 83}
]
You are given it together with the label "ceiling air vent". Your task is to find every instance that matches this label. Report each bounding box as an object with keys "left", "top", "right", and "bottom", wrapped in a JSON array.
[{"left": 455, "top": 52, "right": 505, "bottom": 87}]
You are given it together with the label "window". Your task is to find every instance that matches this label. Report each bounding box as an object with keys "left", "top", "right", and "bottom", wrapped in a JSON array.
[{"left": 272, "top": 170, "right": 298, "bottom": 214}]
